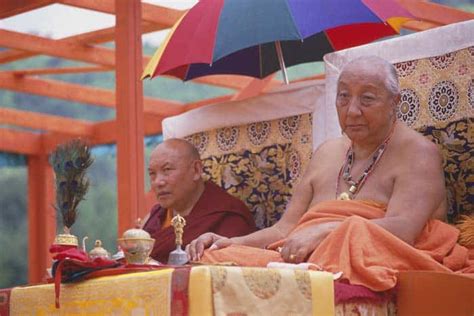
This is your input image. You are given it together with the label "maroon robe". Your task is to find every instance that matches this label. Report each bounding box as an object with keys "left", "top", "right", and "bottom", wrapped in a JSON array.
[{"left": 143, "top": 181, "right": 256, "bottom": 263}]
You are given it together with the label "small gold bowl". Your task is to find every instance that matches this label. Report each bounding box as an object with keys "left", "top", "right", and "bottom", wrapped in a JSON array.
[{"left": 117, "top": 237, "right": 155, "bottom": 264}]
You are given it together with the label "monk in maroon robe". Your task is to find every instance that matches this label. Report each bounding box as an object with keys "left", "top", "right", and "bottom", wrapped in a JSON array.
[{"left": 143, "top": 139, "right": 256, "bottom": 263}]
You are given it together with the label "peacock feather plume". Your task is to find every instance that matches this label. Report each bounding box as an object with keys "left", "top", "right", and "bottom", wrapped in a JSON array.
[{"left": 49, "top": 139, "right": 93, "bottom": 229}]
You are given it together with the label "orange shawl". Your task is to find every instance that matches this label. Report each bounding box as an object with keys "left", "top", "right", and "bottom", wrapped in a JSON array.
[{"left": 202, "top": 200, "right": 473, "bottom": 291}]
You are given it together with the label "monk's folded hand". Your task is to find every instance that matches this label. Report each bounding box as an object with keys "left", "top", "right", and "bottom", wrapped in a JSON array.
[
  {"left": 280, "top": 223, "right": 335, "bottom": 264},
  {"left": 186, "top": 232, "right": 231, "bottom": 261}
]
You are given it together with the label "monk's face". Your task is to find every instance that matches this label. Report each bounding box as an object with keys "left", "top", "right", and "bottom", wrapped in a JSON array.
[
  {"left": 148, "top": 143, "right": 202, "bottom": 211},
  {"left": 336, "top": 65, "right": 398, "bottom": 143}
]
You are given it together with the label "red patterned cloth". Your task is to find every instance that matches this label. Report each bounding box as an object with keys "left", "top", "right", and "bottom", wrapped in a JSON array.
[
  {"left": 334, "top": 281, "right": 396, "bottom": 305},
  {"left": 171, "top": 267, "right": 191, "bottom": 316},
  {"left": 0, "top": 288, "right": 12, "bottom": 316}
]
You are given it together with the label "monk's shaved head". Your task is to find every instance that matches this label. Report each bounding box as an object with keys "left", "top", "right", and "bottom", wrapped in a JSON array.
[
  {"left": 148, "top": 138, "right": 204, "bottom": 213},
  {"left": 340, "top": 56, "right": 400, "bottom": 96},
  {"left": 152, "top": 138, "right": 200, "bottom": 162}
]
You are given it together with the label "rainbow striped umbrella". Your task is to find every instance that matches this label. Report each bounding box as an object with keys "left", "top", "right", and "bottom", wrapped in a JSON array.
[{"left": 142, "top": 0, "right": 412, "bottom": 83}]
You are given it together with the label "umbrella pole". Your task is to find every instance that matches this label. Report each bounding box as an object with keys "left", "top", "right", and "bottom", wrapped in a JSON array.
[{"left": 275, "top": 41, "right": 289, "bottom": 85}]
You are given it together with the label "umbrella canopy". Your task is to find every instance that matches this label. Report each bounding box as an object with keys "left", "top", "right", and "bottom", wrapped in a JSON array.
[{"left": 142, "top": 0, "right": 413, "bottom": 82}]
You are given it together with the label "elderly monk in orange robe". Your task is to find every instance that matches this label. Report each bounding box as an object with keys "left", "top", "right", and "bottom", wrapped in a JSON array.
[
  {"left": 186, "top": 56, "right": 473, "bottom": 291},
  {"left": 142, "top": 139, "right": 256, "bottom": 263}
]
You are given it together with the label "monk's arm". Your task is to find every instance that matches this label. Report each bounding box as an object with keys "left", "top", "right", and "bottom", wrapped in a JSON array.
[
  {"left": 213, "top": 214, "right": 256, "bottom": 237},
  {"left": 371, "top": 141, "right": 446, "bottom": 245}
]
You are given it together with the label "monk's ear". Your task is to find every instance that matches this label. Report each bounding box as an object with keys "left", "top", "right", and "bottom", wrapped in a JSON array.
[
  {"left": 392, "top": 93, "right": 401, "bottom": 108},
  {"left": 192, "top": 159, "right": 203, "bottom": 181}
]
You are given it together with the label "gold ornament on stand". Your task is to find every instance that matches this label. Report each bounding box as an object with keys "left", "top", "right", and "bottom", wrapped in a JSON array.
[
  {"left": 168, "top": 214, "right": 189, "bottom": 265},
  {"left": 50, "top": 139, "right": 93, "bottom": 248}
]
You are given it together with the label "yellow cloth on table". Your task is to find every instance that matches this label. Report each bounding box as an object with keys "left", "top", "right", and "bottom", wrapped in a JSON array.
[
  {"left": 189, "top": 266, "right": 213, "bottom": 316},
  {"left": 10, "top": 266, "right": 334, "bottom": 315},
  {"left": 10, "top": 269, "right": 173, "bottom": 315},
  {"left": 209, "top": 266, "right": 334, "bottom": 316}
]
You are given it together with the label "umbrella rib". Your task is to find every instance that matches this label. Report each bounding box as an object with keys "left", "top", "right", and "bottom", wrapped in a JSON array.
[
  {"left": 323, "top": 31, "right": 336, "bottom": 49},
  {"left": 183, "top": 64, "right": 191, "bottom": 81}
]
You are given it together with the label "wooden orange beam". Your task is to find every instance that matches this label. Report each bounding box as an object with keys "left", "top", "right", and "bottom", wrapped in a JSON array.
[
  {"left": 0, "top": 29, "right": 116, "bottom": 67},
  {"left": 193, "top": 75, "right": 279, "bottom": 91},
  {"left": 0, "top": 108, "right": 93, "bottom": 136},
  {"left": 27, "top": 154, "right": 55, "bottom": 284},
  {"left": 231, "top": 75, "right": 277, "bottom": 101},
  {"left": 0, "top": 21, "right": 163, "bottom": 65},
  {"left": 0, "top": 32, "right": 264, "bottom": 90},
  {"left": 87, "top": 114, "right": 164, "bottom": 146},
  {"left": 115, "top": 0, "right": 145, "bottom": 233},
  {"left": 0, "top": 72, "right": 117, "bottom": 108},
  {"left": 38, "top": 89, "right": 261, "bottom": 153},
  {"left": 0, "top": 28, "right": 148, "bottom": 69},
  {"left": 398, "top": 0, "right": 474, "bottom": 25},
  {"left": 0, "top": 73, "right": 183, "bottom": 116},
  {"left": 58, "top": 0, "right": 184, "bottom": 27},
  {"left": 14, "top": 91, "right": 253, "bottom": 155},
  {"left": 0, "top": 1, "right": 180, "bottom": 68},
  {"left": 4, "top": 94, "right": 236, "bottom": 156},
  {"left": 40, "top": 116, "right": 163, "bottom": 154},
  {"left": 11, "top": 66, "right": 112, "bottom": 76},
  {"left": 39, "top": 94, "right": 247, "bottom": 153},
  {"left": 0, "top": 31, "right": 257, "bottom": 91},
  {"left": 0, "top": 129, "right": 42, "bottom": 155},
  {"left": 73, "top": 21, "right": 164, "bottom": 44},
  {"left": 0, "top": 0, "right": 54, "bottom": 19},
  {"left": 183, "top": 95, "right": 234, "bottom": 112}
]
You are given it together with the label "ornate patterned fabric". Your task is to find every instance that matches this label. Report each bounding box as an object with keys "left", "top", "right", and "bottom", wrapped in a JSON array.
[
  {"left": 6, "top": 265, "right": 335, "bottom": 316},
  {"left": 10, "top": 270, "right": 174, "bottom": 315},
  {"left": 335, "top": 301, "right": 396, "bottom": 316},
  {"left": 185, "top": 113, "right": 313, "bottom": 229},
  {"left": 394, "top": 47, "right": 473, "bottom": 223},
  {"left": 210, "top": 266, "right": 334, "bottom": 316}
]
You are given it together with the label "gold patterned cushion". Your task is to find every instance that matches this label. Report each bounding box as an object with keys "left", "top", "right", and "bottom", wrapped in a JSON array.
[
  {"left": 394, "top": 46, "right": 473, "bottom": 223},
  {"left": 185, "top": 113, "right": 313, "bottom": 229}
]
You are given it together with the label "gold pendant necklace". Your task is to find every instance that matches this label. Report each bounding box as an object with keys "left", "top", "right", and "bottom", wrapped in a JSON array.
[
  {"left": 336, "top": 122, "right": 396, "bottom": 200},
  {"left": 338, "top": 192, "right": 351, "bottom": 200},
  {"left": 338, "top": 185, "right": 357, "bottom": 200}
]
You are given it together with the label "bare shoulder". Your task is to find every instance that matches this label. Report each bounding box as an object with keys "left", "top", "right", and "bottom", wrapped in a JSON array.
[
  {"left": 386, "top": 122, "right": 447, "bottom": 225},
  {"left": 395, "top": 124, "right": 442, "bottom": 166},
  {"left": 299, "top": 137, "right": 348, "bottom": 184},
  {"left": 312, "top": 137, "right": 349, "bottom": 161}
]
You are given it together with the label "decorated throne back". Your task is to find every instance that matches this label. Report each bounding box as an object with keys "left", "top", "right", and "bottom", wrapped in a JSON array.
[
  {"left": 394, "top": 47, "right": 472, "bottom": 223},
  {"left": 162, "top": 81, "right": 324, "bottom": 229}
]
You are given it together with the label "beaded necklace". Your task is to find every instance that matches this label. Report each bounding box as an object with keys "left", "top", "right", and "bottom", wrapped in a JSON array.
[{"left": 336, "top": 122, "right": 396, "bottom": 200}]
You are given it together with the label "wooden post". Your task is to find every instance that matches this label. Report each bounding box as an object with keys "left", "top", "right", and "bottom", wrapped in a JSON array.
[
  {"left": 27, "top": 154, "right": 55, "bottom": 283},
  {"left": 115, "top": 0, "right": 145, "bottom": 234}
]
